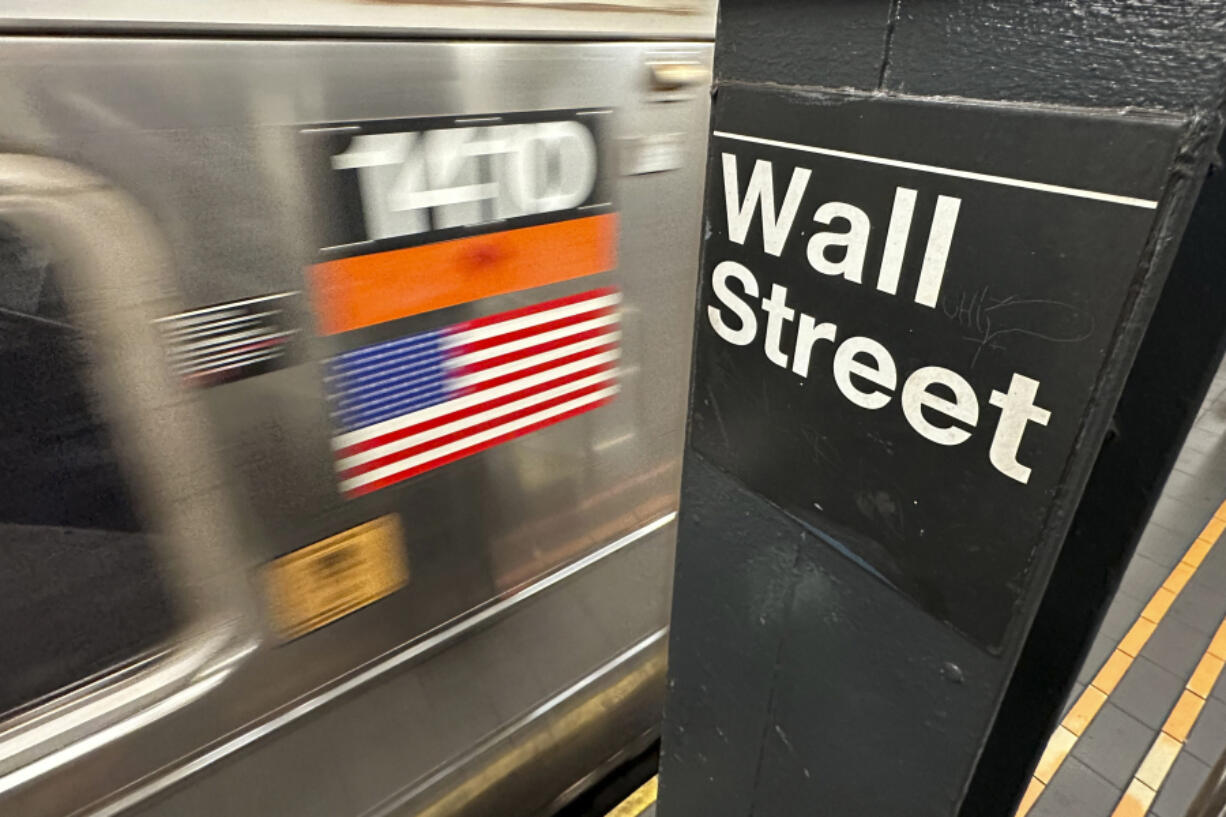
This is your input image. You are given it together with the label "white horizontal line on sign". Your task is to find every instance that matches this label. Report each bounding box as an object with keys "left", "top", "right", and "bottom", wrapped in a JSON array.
[{"left": 711, "top": 130, "right": 1160, "bottom": 210}]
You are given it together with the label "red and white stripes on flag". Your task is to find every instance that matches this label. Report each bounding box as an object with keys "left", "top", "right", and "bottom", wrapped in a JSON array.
[{"left": 328, "top": 287, "right": 621, "bottom": 497}]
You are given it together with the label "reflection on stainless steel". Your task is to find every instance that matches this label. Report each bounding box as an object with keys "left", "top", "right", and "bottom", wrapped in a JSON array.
[
  {"left": 593, "top": 431, "right": 637, "bottom": 451},
  {"left": 646, "top": 60, "right": 710, "bottom": 90},
  {"left": 369, "top": 628, "right": 667, "bottom": 817},
  {"left": 0, "top": 657, "right": 236, "bottom": 799},
  {"left": 0, "top": 27, "right": 711, "bottom": 817},
  {"left": 89, "top": 516, "right": 673, "bottom": 817},
  {"left": 0, "top": 1, "right": 716, "bottom": 40},
  {"left": 0, "top": 156, "right": 257, "bottom": 788}
]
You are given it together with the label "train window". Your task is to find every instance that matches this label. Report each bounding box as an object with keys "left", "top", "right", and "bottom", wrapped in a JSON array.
[{"left": 0, "top": 221, "right": 177, "bottom": 719}]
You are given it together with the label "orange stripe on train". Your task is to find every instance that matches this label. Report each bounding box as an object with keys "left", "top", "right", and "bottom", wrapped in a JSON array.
[{"left": 308, "top": 213, "right": 618, "bottom": 336}]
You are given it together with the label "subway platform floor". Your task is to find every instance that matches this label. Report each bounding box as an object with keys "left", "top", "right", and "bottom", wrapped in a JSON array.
[{"left": 1020, "top": 356, "right": 1226, "bottom": 817}]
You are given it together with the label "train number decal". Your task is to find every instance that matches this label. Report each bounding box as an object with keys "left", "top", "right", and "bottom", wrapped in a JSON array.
[{"left": 300, "top": 108, "right": 618, "bottom": 335}]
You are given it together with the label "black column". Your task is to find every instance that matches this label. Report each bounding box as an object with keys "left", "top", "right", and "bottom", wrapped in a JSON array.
[{"left": 660, "top": 3, "right": 1226, "bottom": 816}]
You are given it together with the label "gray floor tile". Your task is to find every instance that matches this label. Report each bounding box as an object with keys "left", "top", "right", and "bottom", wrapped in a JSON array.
[
  {"left": 1118, "top": 555, "right": 1170, "bottom": 603},
  {"left": 1173, "top": 451, "right": 1226, "bottom": 485},
  {"left": 1030, "top": 756, "right": 1120, "bottom": 817},
  {"left": 1185, "top": 427, "right": 1226, "bottom": 465},
  {"left": 1182, "top": 427, "right": 1226, "bottom": 456},
  {"left": 1139, "top": 615, "right": 1214, "bottom": 682},
  {"left": 1186, "top": 697, "right": 1226, "bottom": 765},
  {"left": 1138, "top": 524, "right": 1196, "bottom": 568},
  {"left": 1200, "top": 421, "right": 1226, "bottom": 441},
  {"left": 1209, "top": 666, "right": 1226, "bottom": 706},
  {"left": 1178, "top": 451, "right": 1222, "bottom": 478},
  {"left": 1077, "top": 592, "right": 1144, "bottom": 684},
  {"left": 1161, "top": 469, "right": 1224, "bottom": 507},
  {"left": 1174, "top": 438, "right": 1226, "bottom": 463},
  {"left": 1152, "top": 751, "right": 1210, "bottom": 817},
  {"left": 1186, "top": 416, "right": 1222, "bottom": 439},
  {"left": 1171, "top": 478, "right": 1226, "bottom": 503},
  {"left": 1193, "top": 544, "right": 1226, "bottom": 584},
  {"left": 1072, "top": 702, "right": 1156, "bottom": 789},
  {"left": 1181, "top": 407, "right": 1221, "bottom": 431},
  {"left": 1197, "top": 393, "right": 1226, "bottom": 413},
  {"left": 1038, "top": 359, "right": 1226, "bottom": 817},
  {"left": 1153, "top": 491, "right": 1214, "bottom": 523},
  {"left": 1192, "top": 541, "right": 1226, "bottom": 586},
  {"left": 1195, "top": 410, "right": 1226, "bottom": 434},
  {"left": 1099, "top": 594, "right": 1146, "bottom": 642},
  {"left": 1170, "top": 583, "right": 1226, "bottom": 635},
  {"left": 1189, "top": 397, "right": 1219, "bottom": 420},
  {"left": 1114, "top": 591, "right": 1150, "bottom": 625},
  {"left": 1150, "top": 499, "right": 1210, "bottom": 541},
  {"left": 1079, "top": 636, "right": 1116, "bottom": 685},
  {"left": 1199, "top": 401, "right": 1226, "bottom": 428},
  {"left": 1173, "top": 440, "right": 1217, "bottom": 461},
  {"left": 1172, "top": 419, "right": 1221, "bottom": 446},
  {"left": 1211, "top": 664, "right": 1226, "bottom": 702},
  {"left": 1112, "top": 657, "right": 1185, "bottom": 731}
]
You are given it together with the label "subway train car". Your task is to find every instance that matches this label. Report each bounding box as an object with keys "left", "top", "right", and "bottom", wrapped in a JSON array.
[{"left": 0, "top": 4, "right": 714, "bottom": 816}]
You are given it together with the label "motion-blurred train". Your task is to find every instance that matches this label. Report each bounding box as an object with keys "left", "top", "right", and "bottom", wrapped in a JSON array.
[{"left": 0, "top": 4, "right": 713, "bottom": 815}]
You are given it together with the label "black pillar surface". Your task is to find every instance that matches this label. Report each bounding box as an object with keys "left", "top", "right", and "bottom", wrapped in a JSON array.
[{"left": 660, "top": 3, "right": 1226, "bottom": 816}]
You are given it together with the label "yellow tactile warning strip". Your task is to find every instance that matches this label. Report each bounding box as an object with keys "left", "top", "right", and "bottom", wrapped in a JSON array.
[
  {"left": 1109, "top": 616, "right": 1226, "bottom": 816},
  {"left": 1015, "top": 500, "right": 1226, "bottom": 817},
  {"left": 607, "top": 775, "right": 658, "bottom": 817}
]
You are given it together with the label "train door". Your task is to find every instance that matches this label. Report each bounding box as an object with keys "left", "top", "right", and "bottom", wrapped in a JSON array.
[{"left": 0, "top": 6, "right": 714, "bottom": 817}]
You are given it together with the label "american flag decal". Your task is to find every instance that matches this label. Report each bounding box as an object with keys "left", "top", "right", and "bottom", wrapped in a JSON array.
[{"left": 328, "top": 287, "right": 621, "bottom": 497}]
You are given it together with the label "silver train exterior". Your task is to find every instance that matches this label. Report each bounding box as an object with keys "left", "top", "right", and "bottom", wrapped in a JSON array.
[{"left": 0, "top": 4, "right": 714, "bottom": 816}]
